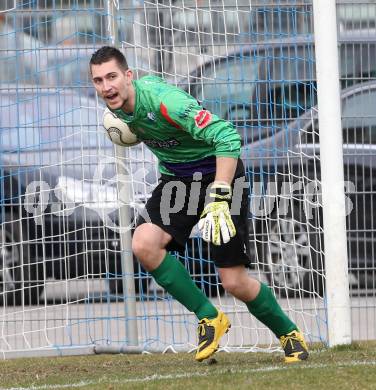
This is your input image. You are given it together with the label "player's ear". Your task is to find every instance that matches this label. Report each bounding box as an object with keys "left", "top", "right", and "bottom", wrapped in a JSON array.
[{"left": 125, "top": 69, "right": 133, "bottom": 83}]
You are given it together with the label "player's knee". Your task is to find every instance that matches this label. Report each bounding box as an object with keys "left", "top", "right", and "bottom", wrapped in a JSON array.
[
  {"left": 132, "top": 231, "right": 151, "bottom": 261},
  {"left": 220, "top": 277, "right": 239, "bottom": 295},
  {"left": 132, "top": 224, "right": 167, "bottom": 264},
  {"left": 219, "top": 267, "right": 246, "bottom": 295},
  {"left": 219, "top": 266, "right": 261, "bottom": 301}
]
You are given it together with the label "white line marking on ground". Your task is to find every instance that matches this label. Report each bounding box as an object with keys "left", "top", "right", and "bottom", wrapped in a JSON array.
[{"left": 4, "top": 360, "right": 376, "bottom": 390}]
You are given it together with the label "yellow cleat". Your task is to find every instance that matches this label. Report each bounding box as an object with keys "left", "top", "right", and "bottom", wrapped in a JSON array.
[
  {"left": 280, "top": 330, "right": 309, "bottom": 363},
  {"left": 195, "top": 310, "right": 231, "bottom": 362}
]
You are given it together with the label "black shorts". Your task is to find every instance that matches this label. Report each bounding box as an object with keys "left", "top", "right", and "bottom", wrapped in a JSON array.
[{"left": 136, "top": 159, "right": 250, "bottom": 268}]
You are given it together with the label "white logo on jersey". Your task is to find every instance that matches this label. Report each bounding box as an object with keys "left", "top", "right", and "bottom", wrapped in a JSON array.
[{"left": 147, "top": 112, "right": 156, "bottom": 121}]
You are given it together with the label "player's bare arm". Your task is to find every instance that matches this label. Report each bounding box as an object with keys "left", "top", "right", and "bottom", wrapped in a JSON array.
[{"left": 214, "top": 156, "right": 238, "bottom": 185}]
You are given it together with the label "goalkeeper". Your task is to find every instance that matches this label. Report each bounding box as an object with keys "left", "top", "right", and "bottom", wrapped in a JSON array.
[{"left": 90, "top": 46, "right": 309, "bottom": 363}]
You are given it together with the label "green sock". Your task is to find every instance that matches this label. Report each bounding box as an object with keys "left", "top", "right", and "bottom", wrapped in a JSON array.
[
  {"left": 246, "top": 283, "right": 297, "bottom": 338},
  {"left": 150, "top": 253, "right": 218, "bottom": 320}
]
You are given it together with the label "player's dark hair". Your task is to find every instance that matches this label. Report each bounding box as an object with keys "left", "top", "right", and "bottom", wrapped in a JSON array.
[{"left": 89, "top": 46, "right": 128, "bottom": 72}]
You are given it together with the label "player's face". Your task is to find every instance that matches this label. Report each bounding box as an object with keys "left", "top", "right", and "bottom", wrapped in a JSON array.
[{"left": 91, "top": 59, "right": 133, "bottom": 110}]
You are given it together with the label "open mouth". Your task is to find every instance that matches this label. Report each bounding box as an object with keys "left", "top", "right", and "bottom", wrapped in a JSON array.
[{"left": 106, "top": 93, "right": 118, "bottom": 102}]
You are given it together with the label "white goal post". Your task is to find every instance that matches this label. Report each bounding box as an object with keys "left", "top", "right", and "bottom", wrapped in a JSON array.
[{"left": 312, "top": 0, "right": 351, "bottom": 347}]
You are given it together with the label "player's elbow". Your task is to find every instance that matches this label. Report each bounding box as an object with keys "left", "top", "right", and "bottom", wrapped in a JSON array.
[{"left": 213, "top": 133, "right": 241, "bottom": 156}]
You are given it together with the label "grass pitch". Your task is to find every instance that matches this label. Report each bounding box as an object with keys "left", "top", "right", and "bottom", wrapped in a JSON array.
[{"left": 0, "top": 342, "right": 375, "bottom": 389}]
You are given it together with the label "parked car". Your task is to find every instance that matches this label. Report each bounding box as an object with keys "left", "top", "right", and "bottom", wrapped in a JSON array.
[
  {"left": 0, "top": 88, "right": 159, "bottom": 305},
  {"left": 241, "top": 82, "right": 376, "bottom": 297},
  {"left": 259, "top": 81, "right": 376, "bottom": 296},
  {"left": 180, "top": 33, "right": 376, "bottom": 139},
  {"left": 182, "top": 36, "right": 376, "bottom": 296}
]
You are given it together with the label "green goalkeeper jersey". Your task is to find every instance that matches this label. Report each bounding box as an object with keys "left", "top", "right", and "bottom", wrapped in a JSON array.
[{"left": 112, "top": 75, "right": 241, "bottom": 176}]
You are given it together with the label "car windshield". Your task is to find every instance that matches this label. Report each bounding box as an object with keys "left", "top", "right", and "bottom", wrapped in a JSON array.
[
  {"left": 189, "top": 39, "right": 376, "bottom": 147},
  {"left": 189, "top": 43, "right": 317, "bottom": 144},
  {"left": 0, "top": 15, "right": 147, "bottom": 89},
  {"left": 190, "top": 54, "right": 260, "bottom": 122}
]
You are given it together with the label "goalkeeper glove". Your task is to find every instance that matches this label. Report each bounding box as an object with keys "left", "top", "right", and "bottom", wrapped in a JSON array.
[{"left": 198, "top": 182, "right": 236, "bottom": 246}]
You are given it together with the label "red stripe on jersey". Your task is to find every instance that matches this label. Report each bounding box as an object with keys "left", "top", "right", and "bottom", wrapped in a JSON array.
[{"left": 160, "top": 103, "right": 181, "bottom": 129}]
